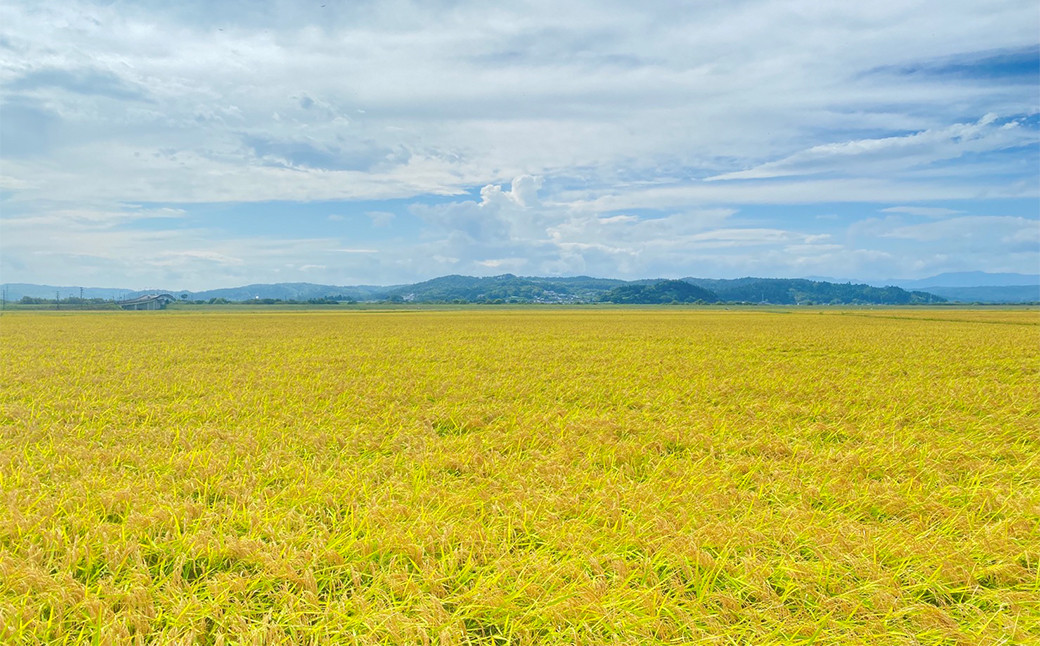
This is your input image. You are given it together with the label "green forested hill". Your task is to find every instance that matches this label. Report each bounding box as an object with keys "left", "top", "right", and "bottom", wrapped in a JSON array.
[
  {"left": 683, "top": 278, "right": 945, "bottom": 305},
  {"left": 4, "top": 276, "right": 950, "bottom": 305},
  {"left": 386, "top": 274, "right": 627, "bottom": 303},
  {"left": 599, "top": 280, "right": 718, "bottom": 304}
]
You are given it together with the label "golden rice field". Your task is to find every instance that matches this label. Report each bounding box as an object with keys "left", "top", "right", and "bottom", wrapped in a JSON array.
[{"left": 0, "top": 308, "right": 1037, "bottom": 645}]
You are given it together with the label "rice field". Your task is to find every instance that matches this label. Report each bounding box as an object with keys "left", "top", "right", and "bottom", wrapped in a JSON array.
[{"left": 0, "top": 308, "right": 1037, "bottom": 644}]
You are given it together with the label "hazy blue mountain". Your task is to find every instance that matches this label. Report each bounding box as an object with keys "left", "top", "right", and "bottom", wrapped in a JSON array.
[
  {"left": 914, "top": 285, "right": 1039, "bottom": 303},
  {"left": 1, "top": 283, "right": 148, "bottom": 301},
  {"left": 884, "top": 272, "right": 1040, "bottom": 288},
  {"left": 188, "top": 283, "right": 390, "bottom": 302},
  {"left": 0, "top": 282, "right": 391, "bottom": 303},
  {"left": 852, "top": 272, "right": 1040, "bottom": 303}
]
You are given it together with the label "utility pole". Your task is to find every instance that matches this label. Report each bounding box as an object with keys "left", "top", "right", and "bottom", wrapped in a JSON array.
[{"left": 56, "top": 290, "right": 60, "bottom": 310}]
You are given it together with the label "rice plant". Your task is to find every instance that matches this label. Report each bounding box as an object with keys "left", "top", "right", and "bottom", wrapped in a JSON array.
[{"left": 1, "top": 308, "right": 1036, "bottom": 644}]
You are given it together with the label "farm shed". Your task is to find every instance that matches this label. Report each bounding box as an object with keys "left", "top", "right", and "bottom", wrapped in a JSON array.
[{"left": 118, "top": 294, "right": 175, "bottom": 310}]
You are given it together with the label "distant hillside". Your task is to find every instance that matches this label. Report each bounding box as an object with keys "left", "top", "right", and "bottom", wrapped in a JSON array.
[
  {"left": 5, "top": 275, "right": 948, "bottom": 306},
  {"left": 889, "top": 272, "right": 1040, "bottom": 289},
  {"left": 914, "top": 285, "right": 1040, "bottom": 304},
  {"left": 871, "top": 272, "right": 1040, "bottom": 303},
  {"left": 189, "top": 283, "right": 389, "bottom": 302},
  {"left": 380, "top": 275, "right": 940, "bottom": 305},
  {"left": 683, "top": 278, "right": 945, "bottom": 305},
  {"left": 1, "top": 283, "right": 144, "bottom": 301},
  {"left": 600, "top": 280, "right": 718, "bottom": 304},
  {"left": 0, "top": 282, "right": 391, "bottom": 304},
  {"left": 387, "top": 274, "right": 625, "bottom": 303}
]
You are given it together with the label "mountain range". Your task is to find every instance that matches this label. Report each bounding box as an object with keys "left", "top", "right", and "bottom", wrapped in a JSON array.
[
  {"left": 4, "top": 271, "right": 1037, "bottom": 305},
  {"left": 804, "top": 272, "right": 1040, "bottom": 303}
]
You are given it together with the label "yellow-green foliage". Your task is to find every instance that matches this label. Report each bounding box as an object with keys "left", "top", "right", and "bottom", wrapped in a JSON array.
[{"left": 1, "top": 309, "right": 1037, "bottom": 644}]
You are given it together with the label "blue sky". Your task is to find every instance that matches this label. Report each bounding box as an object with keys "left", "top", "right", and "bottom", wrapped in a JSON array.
[{"left": 1, "top": 0, "right": 1037, "bottom": 289}]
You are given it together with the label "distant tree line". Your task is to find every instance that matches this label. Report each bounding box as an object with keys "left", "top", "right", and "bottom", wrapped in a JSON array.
[
  {"left": 14, "top": 296, "right": 120, "bottom": 310},
  {"left": 207, "top": 296, "right": 358, "bottom": 305},
  {"left": 5, "top": 275, "right": 954, "bottom": 307}
]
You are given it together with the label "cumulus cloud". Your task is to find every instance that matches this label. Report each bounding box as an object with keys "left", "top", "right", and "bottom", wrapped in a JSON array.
[
  {"left": 412, "top": 176, "right": 551, "bottom": 251},
  {"left": 478, "top": 175, "right": 543, "bottom": 209},
  {"left": 3, "top": 1, "right": 1036, "bottom": 209},
  {"left": 1, "top": 0, "right": 1037, "bottom": 286},
  {"left": 508, "top": 175, "right": 543, "bottom": 207}
]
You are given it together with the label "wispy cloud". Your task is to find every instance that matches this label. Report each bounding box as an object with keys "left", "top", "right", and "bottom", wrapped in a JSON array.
[
  {"left": 7, "top": 67, "right": 151, "bottom": 100},
  {"left": 881, "top": 216, "right": 1037, "bottom": 244},
  {"left": 365, "top": 211, "right": 396, "bottom": 227},
  {"left": 0, "top": 0, "right": 1037, "bottom": 286},
  {"left": 706, "top": 115, "right": 1033, "bottom": 181},
  {"left": 880, "top": 206, "right": 963, "bottom": 217}
]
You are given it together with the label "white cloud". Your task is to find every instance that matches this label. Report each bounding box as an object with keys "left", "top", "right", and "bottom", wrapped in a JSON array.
[
  {"left": 366, "top": 211, "right": 396, "bottom": 226},
  {"left": 151, "top": 250, "right": 244, "bottom": 267},
  {"left": 478, "top": 175, "right": 544, "bottom": 210},
  {"left": 0, "top": 175, "right": 34, "bottom": 190},
  {"left": 881, "top": 216, "right": 1037, "bottom": 243},
  {"left": 3, "top": 1, "right": 1036, "bottom": 211},
  {"left": 880, "top": 206, "right": 963, "bottom": 217},
  {"left": 508, "top": 175, "right": 543, "bottom": 207},
  {"left": 1, "top": 205, "right": 187, "bottom": 228},
  {"left": 687, "top": 228, "right": 796, "bottom": 245},
  {"left": 569, "top": 177, "right": 1037, "bottom": 212},
  {"left": 475, "top": 258, "right": 528, "bottom": 270},
  {"left": 707, "top": 115, "right": 1034, "bottom": 181},
  {"left": 1, "top": 1, "right": 1037, "bottom": 286},
  {"left": 842, "top": 213, "right": 1040, "bottom": 277},
  {"left": 598, "top": 215, "right": 639, "bottom": 224}
]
